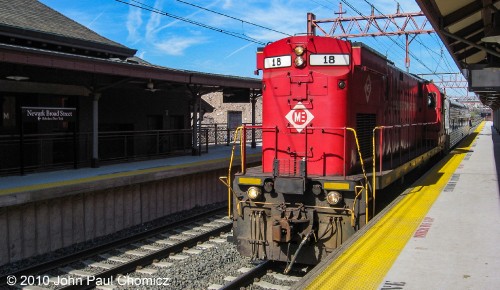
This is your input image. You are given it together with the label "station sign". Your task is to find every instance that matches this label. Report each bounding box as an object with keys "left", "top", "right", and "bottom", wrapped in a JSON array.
[{"left": 22, "top": 107, "right": 76, "bottom": 122}]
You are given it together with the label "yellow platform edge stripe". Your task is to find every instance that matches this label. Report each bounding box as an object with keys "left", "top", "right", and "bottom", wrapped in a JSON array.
[
  {"left": 0, "top": 153, "right": 261, "bottom": 196},
  {"left": 306, "top": 123, "right": 484, "bottom": 290}
]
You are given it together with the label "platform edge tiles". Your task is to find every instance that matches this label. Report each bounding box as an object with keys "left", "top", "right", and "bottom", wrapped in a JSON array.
[{"left": 295, "top": 122, "right": 485, "bottom": 290}]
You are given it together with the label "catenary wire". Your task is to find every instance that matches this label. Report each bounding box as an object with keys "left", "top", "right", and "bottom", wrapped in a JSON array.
[
  {"left": 175, "top": 0, "right": 291, "bottom": 37},
  {"left": 116, "top": 0, "right": 266, "bottom": 45}
]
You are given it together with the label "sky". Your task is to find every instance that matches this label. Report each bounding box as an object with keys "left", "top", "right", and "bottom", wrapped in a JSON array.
[{"left": 38, "top": 0, "right": 470, "bottom": 98}]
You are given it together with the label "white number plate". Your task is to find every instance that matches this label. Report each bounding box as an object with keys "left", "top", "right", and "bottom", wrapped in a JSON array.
[
  {"left": 310, "top": 54, "right": 350, "bottom": 66},
  {"left": 264, "top": 55, "right": 292, "bottom": 69}
]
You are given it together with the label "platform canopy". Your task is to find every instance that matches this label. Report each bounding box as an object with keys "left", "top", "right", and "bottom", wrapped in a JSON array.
[
  {"left": 0, "top": 0, "right": 260, "bottom": 103},
  {"left": 417, "top": 0, "right": 500, "bottom": 109}
]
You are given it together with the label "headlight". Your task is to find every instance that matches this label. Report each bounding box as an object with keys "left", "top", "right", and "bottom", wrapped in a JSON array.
[
  {"left": 295, "top": 56, "right": 305, "bottom": 67},
  {"left": 247, "top": 186, "right": 262, "bottom": 200},
  {"left": 326, "top": 191, "right": 343, "bottom": 205},
  {"left": 338, "top": 80, "right": 346, "bottom": 89},
  {"left": 294, "top": 46, "right": 305, "bottom": 56}
]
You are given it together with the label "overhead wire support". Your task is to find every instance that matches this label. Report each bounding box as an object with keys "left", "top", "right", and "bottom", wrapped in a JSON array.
[
  {"left": 309, "top": 3, "right": 434, "bottom": 72},
  {"left": 430, "top": 74, "right": 469, "bottom": 89},
  {"left": 419, "top": 72, "right": 468, "bottom": 88},
  {"left": 417, "top": 73, "right": 477, "bottom": 101},
  {"left": 314, "top": 4, "right": 433, "bottom": 37}
]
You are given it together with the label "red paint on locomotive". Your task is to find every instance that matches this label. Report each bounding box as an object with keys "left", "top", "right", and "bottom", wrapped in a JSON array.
[
  {"left": 258, "top": 35, "right": 444, "bottom": 177},
  {"left": 225, "top": 34, "right": 461, "bottom": 266}
]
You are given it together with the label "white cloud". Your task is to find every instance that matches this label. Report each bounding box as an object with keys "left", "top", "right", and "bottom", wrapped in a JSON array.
[
  {"left": 145, "top": 0, "right": 165, "bottom": 41},
  {"left": 228, "top": 2, "right": 310, "bottom": 42},
  {"left": 224, "top": 42, "right": 254, "bottom": 59},
  {"left": 137, "top": 50, "right": 146, "bottom": 59},
  {"left": 151, "top": 1, "right": 214, "bottom": 36},
  {"left": 88, "top": 10, "right": 105, "bottom": 28},
  {"left": 126, "top": 5, "right": 143, "bottom": 43},
  {"left": 222, "top": 0, "right": 232, "bottom": 10},
  {"left": 154, "top": 36, "right": 207, "bottom": 56}
]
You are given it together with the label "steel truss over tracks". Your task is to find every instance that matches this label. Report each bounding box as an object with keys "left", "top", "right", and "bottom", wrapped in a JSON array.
[
  {"left": 307, "top": 3, "right": 434, "bottom": 71},
  {"left": 416, "top": 0, "right": 500, "bottom": 109}
]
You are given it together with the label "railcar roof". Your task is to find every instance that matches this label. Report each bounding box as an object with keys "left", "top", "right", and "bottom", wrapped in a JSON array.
[
  {"left": 352, "top": 41, "right": 393, "bottom": 64},
  {"left": 351, "top": 41, "right": 426, "bottom": 83}
]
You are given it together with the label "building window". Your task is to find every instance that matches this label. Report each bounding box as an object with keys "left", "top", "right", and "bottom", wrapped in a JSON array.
[{"left": 227, "top": 111, "right": 242, "bottom": 129}]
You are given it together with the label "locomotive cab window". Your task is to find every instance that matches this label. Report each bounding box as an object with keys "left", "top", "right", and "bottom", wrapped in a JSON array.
[{"left": 427, "top": 93, "right": 436, "bottom": 109}]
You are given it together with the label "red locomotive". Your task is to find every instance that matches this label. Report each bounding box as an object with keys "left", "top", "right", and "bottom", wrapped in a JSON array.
[{"left": 225, "top": 30, "right": 470, "bottom": 269}]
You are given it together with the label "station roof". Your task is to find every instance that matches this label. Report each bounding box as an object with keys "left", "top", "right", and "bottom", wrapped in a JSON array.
[
  {"left": 0, "top": 0, "right": 260, "bottom": 100},
  {"left": 416, "top": 0, "right": 500, "bottom": 109},
  {"left": 0, "top": 0, "right": 136, "bottom": 59}
]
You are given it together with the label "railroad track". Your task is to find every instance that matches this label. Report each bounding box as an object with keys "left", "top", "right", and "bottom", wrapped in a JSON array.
[
  {"left": 212, "top": 260, "right": 305, "bottom": 290},
  {"left": 1, "top": 207, "right": 232, "bottom": 289},
  {"left": 1, "top": 204, "right": 307, "bottom": 290},
  {"left": 1, "top": 172, "right": 424, "bottom": 290}
]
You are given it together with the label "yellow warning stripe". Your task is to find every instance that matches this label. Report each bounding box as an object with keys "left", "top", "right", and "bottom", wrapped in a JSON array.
[
  {"left": 0, "top": 153, "right": 261, "bottom": 196},
  {"left": 306, "top": 123, "right": 484, "bottom": 290}
]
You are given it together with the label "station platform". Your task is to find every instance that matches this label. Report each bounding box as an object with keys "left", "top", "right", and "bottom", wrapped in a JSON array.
[
  {"left": 0, "top": 143, "right": 261, "bottom": 267},
  {"left": 0, "top": 144, "right": 261, "bottom": 207},
  {"left": 296, "top": 121, "right": 500, "bottom": 289}
]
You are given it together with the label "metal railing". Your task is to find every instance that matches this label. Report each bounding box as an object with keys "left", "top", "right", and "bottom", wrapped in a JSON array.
[
  {"left": 0, "top": 126, "right": 239, "bottom": 176},
  {"left": 200, "top": 123, "right": 262, "bottom": 146},
  {"left": 95, "top": 129, "right": 194, "bottom": 161},
  {"left": 372, "top": 122, "right": 438, "bottom": 174},
  {"left": 0, "top": 132, "right": 83, "bottom": 174},
  {"left": 371, "top": 122, "right": 438, "bottom": 218}
]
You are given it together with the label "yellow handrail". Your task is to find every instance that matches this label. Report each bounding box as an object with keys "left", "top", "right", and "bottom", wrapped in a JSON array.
[
  {"left": 372, "top": 126, "right": 384, "bottom": 219},
  {"left": 219, "top": 126, "right": 244, "bottom": 218},
  {"left": 312, "top": 126, "right": 371, "bottom": 224},
  {"left": 345, "top": 127, "right": 370, "bottom": 225},
  {"left": 221, "top": 126, "right": 370, "bottom": 224}
]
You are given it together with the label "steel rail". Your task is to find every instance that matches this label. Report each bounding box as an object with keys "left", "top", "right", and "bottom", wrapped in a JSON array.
[
  {"left": 0, "top": 206, "right": 227, "bottom": 287},
  {"left": 219, "top": 260, "right": 274, "bottom": 290},
  {"left": 62, "top": 219, "right": 232, "bottom": 290}
]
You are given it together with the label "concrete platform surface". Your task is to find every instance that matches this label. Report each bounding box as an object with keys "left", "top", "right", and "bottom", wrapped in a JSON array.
[
  {"left": 0, "top": 143, "right": 261, "bottom": 266},
  {"left": 297, "top": 121, "right": 500, "bottom": 290},
  {"left": 0, "top": 144, "right": 261, "bottom": 206},
  {"left": 0, "top": 144, "right": 260, "bottom": 191},
  {"left": 379, "top": 122, "right": 500, "bottom": 289}
]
